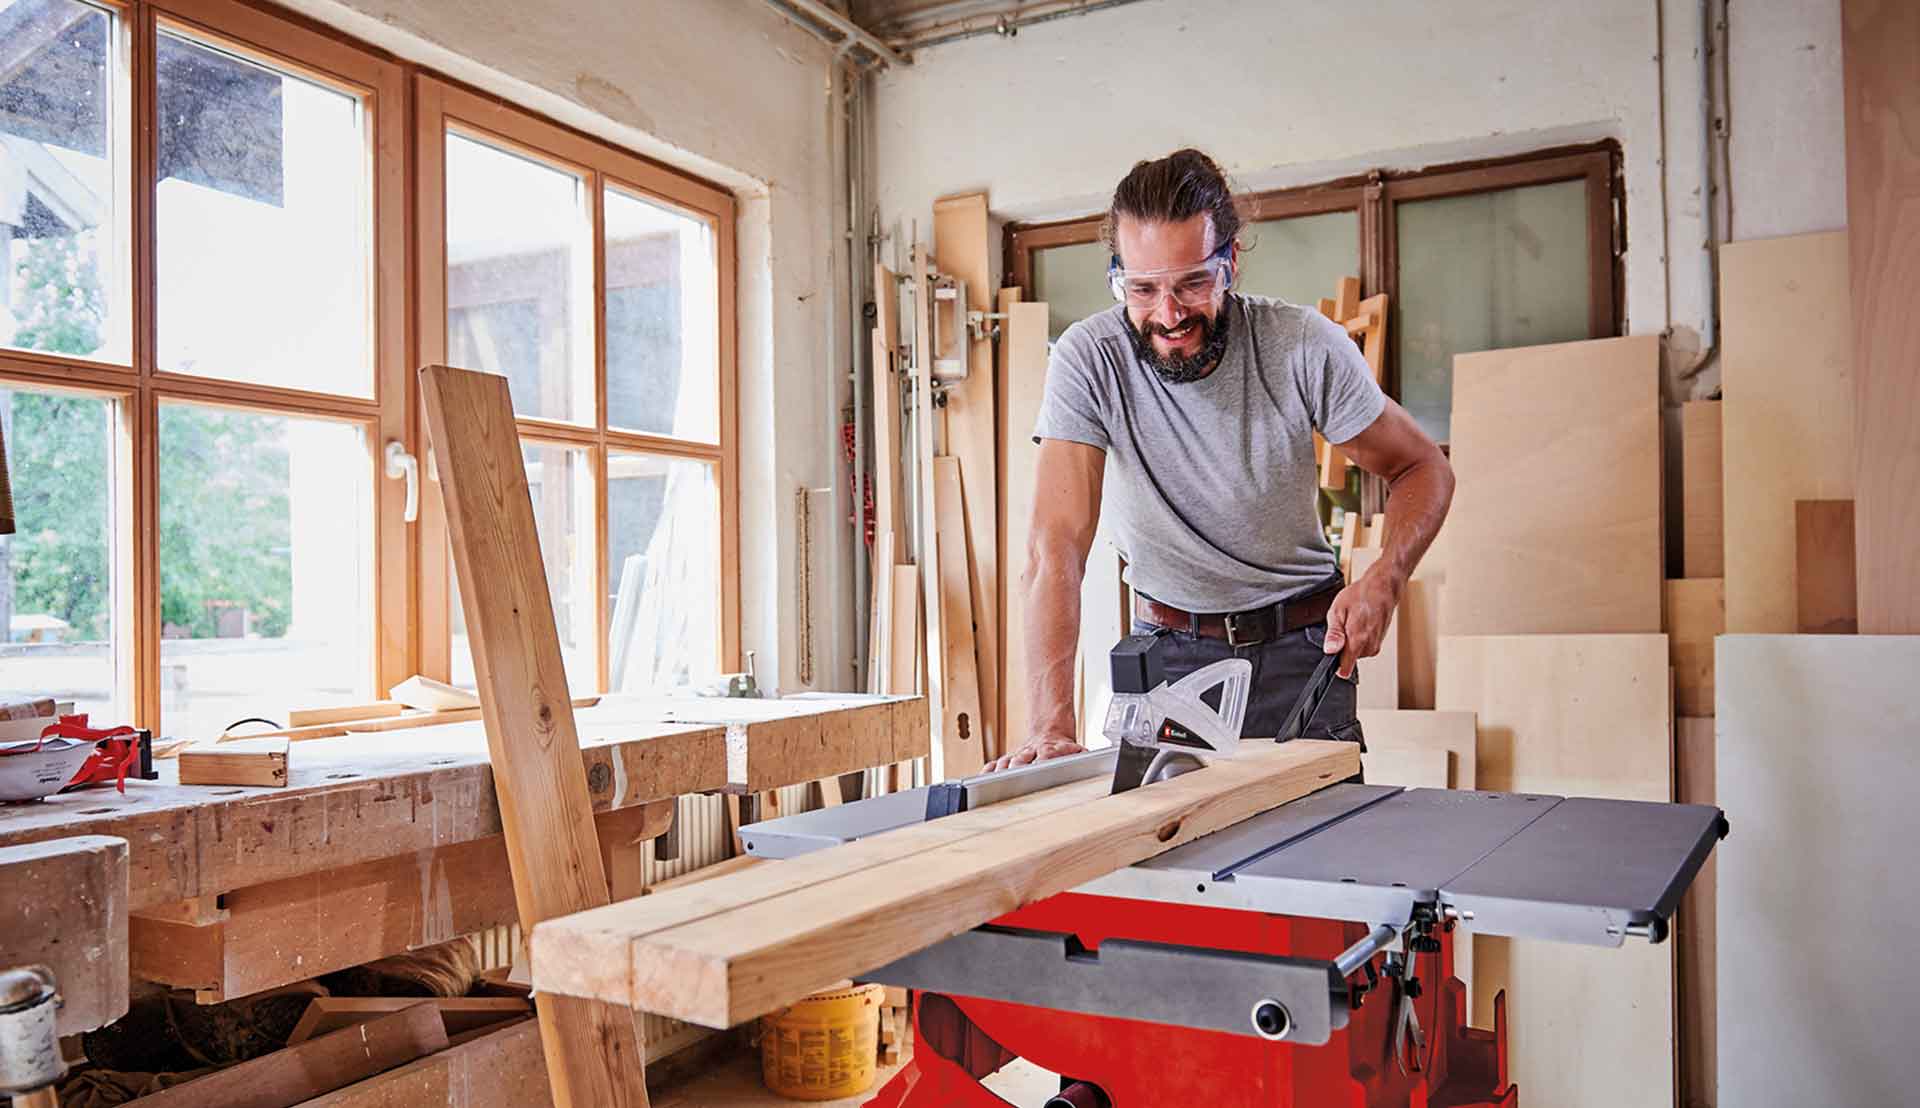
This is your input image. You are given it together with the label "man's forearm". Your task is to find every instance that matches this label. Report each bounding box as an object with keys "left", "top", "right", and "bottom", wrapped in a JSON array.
[
  {"left": 1375, "top": 455, "right": 1454, "bottom": 589},
  {"left": 1024, "top": 546, "right": 1086, "bottom": 742}
]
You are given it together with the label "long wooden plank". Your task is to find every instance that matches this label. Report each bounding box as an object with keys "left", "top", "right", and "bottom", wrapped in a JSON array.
[
  {"left": 910, "top": 245, "right": 951, "bottom": 779},
  {"left": 888, "top": 565, "right": 920, "bottom": 696},
  {"left": 933, "top": 192, "right": 1001, "bottom": 760},
  {"left": 999, "top": 297, "right": 1048, "bottom": 751},
  {"left": 1794, "top": 499, "right": 1858, "bottom": 633},
  {"left": 140, "top": 1001, "right": 448, "bottom": 1108},
  {"left": 421, "top": 364, "right": 648, "bottom": 1108},
  {"left": 870, "top": 309, "right": 900, "bottom": 566},
  {"left": 532, "top": 739, "right": 1359, "bottom": 1027},
  {"left": 932, "top": 457, "right": 987, "bottom": 776},
  {"left": 129, "top": 801, "right": 673, "bottom": 1003},
  {"left": 1842, "top": 0, "right": 1920, "bottom": 634},
  {"left": 289, "top": 998, "right": 533, "bottom": 1045},
  {"left": 1716, "top": 635, "right": 1920, "bottom": 1106},
  {"left": 294, "top": 1017, "right": 549, "bottom": 1108},
  {"left": 1443, "top": 335, "right": 1663, "bottom": 635},
  {"left": 1675, "top": 716, "right": 1716, "bottom": 1108},
  {"left": 1681, "top": 401, "right": 1724, "bottom": 578},
  {"left": 1665, "top": 578, "right": 1724, "bottom": 718},
  {"left": 585, "top": 693, "right": 924, "bottom": 792},
  {"left": 0, "top": 835, "right": 128, "bottom": 1035},
  {"left": 1721, "top": 232, "right": 1854, "bottom": 632},
  {"left": 1437, "top": 633, "right": 1673, "bottom": 1104}
]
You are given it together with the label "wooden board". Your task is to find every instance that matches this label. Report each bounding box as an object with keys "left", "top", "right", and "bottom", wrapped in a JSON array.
[
  {"left": 1443, "top": 335, "right": 1663, "bottom": 635},
  {"left": 1665, "top": 578, "right": 1724, "bottom": 717},
  {"left": 933, "top": 193, "right": 1000, "bottom": 761},
  {"left": 1360, "top": 748, "right": 1446, "bottom": 788},
  {"left": 888, "top": 565, "right": 920, "bottom": 696},
  {"left": 1675, "top": 716, "right": 1715, "bottom": 1108},
  {"left": 932, "top": 457, "right": 987, "bottom": 776},
  {"left": 531, "top": 739, "right": 1359, "bottom": 1027},
  {"left": 293, "top": 1016, "right": 550, "bottom": 1108},
  {"left": 586, "top": 694, "right": 924, "bottom": 793},
  {"left": 1398, "top": 575, "right": 1442, "bottom": 710},
  {"left": 1681, "top": 401, "right": 1724, "bottom": 578},
  {"left": 1794, "top": 499, "right": 1858, "bottom": 633},
  {"left": 871, "top": 267, "right": 902, "bottom": 567},
  {"left": 140, "top": 1001, "right": 448, "bottom": 1108},
  {"left": 0, "top": 835, "right": 128, "bottom": 1035},
  {"left": 1716, "top": 635, "right": 1920, "bottom": 1106},
  {"left": 1355, "top": 709, "right": 1475, "bottom": 790},
  {"left": 999, "top": 298, "right": 1049, "bottom": 751},
  {"left": 910, "top": 245, "right": 950, "bottom": 780},
  {"left": 289, "top": 998, "right": 534, "bottom": 1045},
  {"left": 1437, "top": 634, "right": 1673, "bottom": 1103},
  {"left": 421, "top": 364, "right": 648, "bottom": 1108},
  {"left": 1720, "top": 232, "right": 1854, "bottom": 633},
  {"left": 1349, "top": 547, "right": 1399, "bottom": 709},
  {"left": 390, "top": 675, "right": 482, "bottom": 713},
  {"left": 287, "top": 702, "right": 404, "bottom": 728},
  {"left": 179, "top": 737, "right": 290, "bottom": 787},
  {"left": 129, "top": 801, "right": 672, "bottom": 1003},
  {"left": 1842, "top": 0, "right": 1920, "bottom": 634}
]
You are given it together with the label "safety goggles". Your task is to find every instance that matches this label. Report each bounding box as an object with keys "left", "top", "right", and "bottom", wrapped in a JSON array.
[{"left": 1107, "top": 240, "right": 1234, "bottom": 308}]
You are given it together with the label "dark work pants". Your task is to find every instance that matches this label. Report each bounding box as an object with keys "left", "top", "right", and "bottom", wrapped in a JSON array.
[{"left": 1129, "top": 618, "right": 1365, "bottom": 747}]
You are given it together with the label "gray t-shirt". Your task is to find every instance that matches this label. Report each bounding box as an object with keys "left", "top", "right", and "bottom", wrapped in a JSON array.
[{"left": 1034, "top": 294, "right": 1386, "bottom": 612}]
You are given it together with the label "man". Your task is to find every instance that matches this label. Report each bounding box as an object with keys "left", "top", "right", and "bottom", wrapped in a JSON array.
[{"left": 988, "top": 149, "right": 1453, "bottom": 771}]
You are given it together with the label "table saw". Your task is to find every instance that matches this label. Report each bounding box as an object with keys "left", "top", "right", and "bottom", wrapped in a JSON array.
[{"left": 739, "top": 639, "right": 1726, "bottom": 1107}]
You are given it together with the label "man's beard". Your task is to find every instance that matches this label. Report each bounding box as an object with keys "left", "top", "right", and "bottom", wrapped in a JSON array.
[{"left": 1125, "top": 296, "right": 1234, "bottom": 384}]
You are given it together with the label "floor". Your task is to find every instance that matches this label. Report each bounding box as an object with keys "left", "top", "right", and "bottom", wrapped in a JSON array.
[{"left": 654, "top": 1042, "right": 1060, "bottom": 1106}]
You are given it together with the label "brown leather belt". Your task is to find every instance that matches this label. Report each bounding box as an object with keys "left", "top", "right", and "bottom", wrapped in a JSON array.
[{"left": 1133, "top": 586, "right": 1339, "bottom": 646}]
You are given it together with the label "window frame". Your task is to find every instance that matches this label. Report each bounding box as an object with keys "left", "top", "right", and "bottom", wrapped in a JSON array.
[
  {"left": 414, "top": 75, "right": 740, "bottom": 692},
  {"left": 1006, "top": 141, "right": 1621, "bottom": 426}
]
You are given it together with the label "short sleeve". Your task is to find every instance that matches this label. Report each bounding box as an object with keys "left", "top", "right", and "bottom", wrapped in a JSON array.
[
  {"left": 1300, "top": 309, "right": 1387, "bottom": 444},
  {"left": 1031, "top": 321, "right": 1112, "bottom": 451}
]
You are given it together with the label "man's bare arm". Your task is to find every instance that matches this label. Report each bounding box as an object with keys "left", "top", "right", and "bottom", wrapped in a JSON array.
[
  {"left": 1322, "top": 398, "right": 1454, "bottom": 677},
  {"left": 986, "top": 439, "right": 1105, "bottom": 772}
]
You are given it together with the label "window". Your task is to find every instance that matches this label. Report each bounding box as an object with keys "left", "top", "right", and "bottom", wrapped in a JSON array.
[
  {"left": 417, "top": 78, "right": 738, "bottom": 693},
  {"left": 1009, "top": 144, "right": 1620, "bottom": 444}
]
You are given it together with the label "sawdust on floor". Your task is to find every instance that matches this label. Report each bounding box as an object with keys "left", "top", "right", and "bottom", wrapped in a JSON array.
[{"left": 651, "top": 1043, "right": 1060, "bottom": 1106}]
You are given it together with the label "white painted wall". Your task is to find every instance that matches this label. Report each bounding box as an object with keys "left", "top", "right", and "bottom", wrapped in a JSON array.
[
  {"left": 277, "top": 0, "right": 858, "bottom": 693},
  {"left": 1727, "top": 0, "right": 1847, "bottom": 240}
]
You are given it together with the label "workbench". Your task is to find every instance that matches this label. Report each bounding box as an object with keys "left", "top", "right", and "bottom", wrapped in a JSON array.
[{"left": 0, "top": 692, "right": 926, "bottom": 1092}]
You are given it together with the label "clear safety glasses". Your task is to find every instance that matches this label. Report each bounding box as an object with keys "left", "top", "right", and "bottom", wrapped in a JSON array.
[{"left": 1108, "top": 241, "right": 1234, "bottom": 308}]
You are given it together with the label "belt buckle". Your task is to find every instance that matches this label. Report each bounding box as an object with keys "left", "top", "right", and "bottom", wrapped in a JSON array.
[{"left": 1224, "top": 609, "right": 1271, "bottom": 647}]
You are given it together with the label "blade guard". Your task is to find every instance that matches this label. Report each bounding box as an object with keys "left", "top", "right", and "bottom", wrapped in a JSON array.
[{"left": 1104, "top": 657, "right": 1252, "bottom": 756}]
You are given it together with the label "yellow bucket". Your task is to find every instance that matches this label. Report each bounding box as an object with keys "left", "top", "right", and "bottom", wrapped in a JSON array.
[{"left": 760, "top": 982, "right": 884, "bottom": 1100}]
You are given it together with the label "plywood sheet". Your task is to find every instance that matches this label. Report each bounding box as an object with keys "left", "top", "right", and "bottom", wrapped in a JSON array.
[
  {"left": 1350, "top": 547, "right": 1399, "bottom": 709},
  {"left": 1360, "top": 748, "right": 1446, "bottom": 788},
  {"left": 1794, "top": 499, "right": 1858, "bottom": 633},
  {"left": 1356, "top": 709, "right": 1475, "bottom": 790},
  {"left": 1399, "top": 575, "right": 1442, "bottom": 710},
  {"left": 1443, "top": 336, "right": 1663, "bottom": 636},
  {"left": 1681, "top": 401, "right": 1724, "bottom": 578},
  {"left": 1720, "top": 232, "right": 1854, "bottom": 633},
  {"left": 1665, "top": 578, "right": 1723, "bottom": 718},
  {"left": 1842, "top": 0, "right": 1920, "bottom": 634},
  {"left": 1438, "top": 633, "right": 1673, "bottom": 1106},
  {"left": 999, "top": 299, "right": 1049, "bottom": 750},
  {"left": 1716, "top": 635, "right": 1920, "bottom": 1106}
]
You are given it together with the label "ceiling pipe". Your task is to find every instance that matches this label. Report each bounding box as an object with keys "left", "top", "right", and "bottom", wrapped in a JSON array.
[{"left": 766, "top": 0, "right": 912, "bottom": 67}]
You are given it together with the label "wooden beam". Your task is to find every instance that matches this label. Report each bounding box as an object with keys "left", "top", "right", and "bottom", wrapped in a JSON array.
[
  {"left": 286, "top": 702, "right": 405, "bottom": 727},
  {"left": 999, "top": 297, "right": 1047, "bottom": 752},
  {"left": 293, "top": 1017, "right": 551, "bottom": 1108},
  {"left": 889, "top": 564, "right": 921, "bottom": 696},
  {"left": 932, "top": 457, "right": 987, "bottom": 776},
  {"left": 178, "top": 738, "right": 289, "bottom": 787},
  {"left": 1675, "top": 716, "right": 1716, "bottom": 1108},
  {"left": 288, "top": 998, "right": 534, "bottom": 1045},
  {"left": 421, "top": 364, "right": 649, "bottom": 1107},
  {"left": 1681, "top": 401, "right": 1724, "bottom": 578},
  {"left": 910, "top": 244, "right": 951, "bottom": 778},
  {"left": 0, "top": 835, "right": 128, "bottom": 1035},
  {"left": 1842, "top": 0, "right": 1920, "bottom": 634},
  {"left": 1333, "top": 276, "right": 1360, "bottom": 322},
  {"left": 1795, "top": 500, "right": 1858, "bottom": 633},
  {"left": 531, "top": 739, "right": 1359, "bottom": 1027},
  {"left": 137, "top": 1001, "right": 448, "bottom": 1107}
]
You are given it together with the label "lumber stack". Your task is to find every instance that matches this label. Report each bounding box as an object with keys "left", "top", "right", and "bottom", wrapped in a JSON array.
[{"left": 529, "top": 739, "right": 1359, "bottom": 1028}]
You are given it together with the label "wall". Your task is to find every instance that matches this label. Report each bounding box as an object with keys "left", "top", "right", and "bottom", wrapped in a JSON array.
[
  {"left": 1726, "top": 0, "right": 1847, "bottom": 241},
  {"left": 279, "top": 0, "right": 857, "bottom": 693}
]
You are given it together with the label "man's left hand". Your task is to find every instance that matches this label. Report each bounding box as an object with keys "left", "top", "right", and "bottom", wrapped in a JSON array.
[{"left": 1322, "top": 569, "right": 1402, "bottom": 679}]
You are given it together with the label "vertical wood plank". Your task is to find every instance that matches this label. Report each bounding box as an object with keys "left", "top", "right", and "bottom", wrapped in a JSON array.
[
  {"left": 999, "top": 299, "right": 1049, "bottom": 750},
  {"left": 1675, "top": 716, "right": 1716, "bottom": 1108},
  {"left": 1681, "top": 401, "right": 1724, "bottom": 578},
  {"left": 1794, "top": 499, "right": 1858, "bottom": 634},
  {"left": 1842, "top": 0, "right": 1920, "bottom": 633},
  {"left": 910, "top": 245, "right": 951, "bottom": 777},
  {"left": 933, "top": 457, "right": 987, "bottom": 776},
  {"left": 888, "top": 564, "right": 920, "bottom": 697},
  {"left": 420, "top": 365, "right": 648, "bottom": 1107}
]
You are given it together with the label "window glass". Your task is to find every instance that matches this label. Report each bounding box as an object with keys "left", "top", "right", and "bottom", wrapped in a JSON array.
[
  {"left": 154, "top": 28, "right": 370, "bottom": 394},
  {"left": 1029, "top": 240, "right": 1111, "bottom": 341},
  {"left": 0, "top": 385, "right": 119, "bottom": 720},
  {"left": 1395, "top": 179, "right": 1592, "bottom": 442},
  {"left": 1238, "top": 210, "right": 1360, "bottom": 309},
  {"left": 605, "top": 186, "right": 718, "bottom": 442},
  {"left": 158, "top": 403, "right": 369, "bottom": 739},
  {"left": 606, "top": 451, "right": 717, "bottom": 691},
  {"left": 0, "top": 0, "right": 124, "bottom": 363},
  {"left": 445, "top": 132, "right": 591, "bottom": 423},
  {"left": 450, "top": 440, "right": 596, "bottom": 694}
]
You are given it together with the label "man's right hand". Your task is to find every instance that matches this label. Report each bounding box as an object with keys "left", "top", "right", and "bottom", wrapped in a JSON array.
[{"left": 984, "top": 736, "right": 1088, "bottom": 773}]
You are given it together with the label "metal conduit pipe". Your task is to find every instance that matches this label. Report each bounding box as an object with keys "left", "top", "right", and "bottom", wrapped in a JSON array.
[{"left": 767, "top": 0, "right": 911, "bottom": 67}]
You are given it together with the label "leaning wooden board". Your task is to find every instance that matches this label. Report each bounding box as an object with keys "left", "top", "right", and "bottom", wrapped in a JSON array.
[
  {"left": 531, "top": 739, "right": 1359, "bottom": 1028},
  {"left": 1720, "top": 232, "right": 1854, "bottom": 633},
  {"left": 1437, "top": 634, "right": 1673, "bottom": 1108},
  {"left": 1442, "top": 335, "right": 1663, "bottom": 636}
]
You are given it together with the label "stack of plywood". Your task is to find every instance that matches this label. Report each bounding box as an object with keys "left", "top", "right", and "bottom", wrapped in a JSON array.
[{"left": 1427, "top": 333, "right": 1676, "bottom": 1108}]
